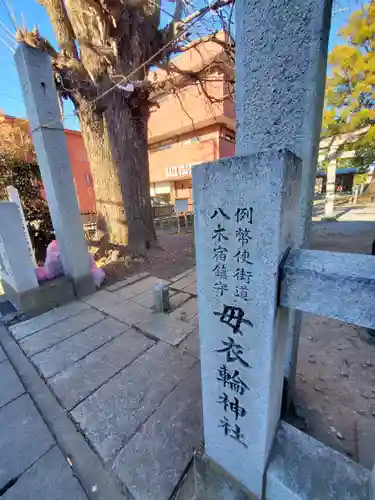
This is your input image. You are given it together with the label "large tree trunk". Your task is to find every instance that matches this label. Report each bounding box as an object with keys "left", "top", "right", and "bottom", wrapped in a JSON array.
[{"left": 79, "top": 96, "right": 156, "bottom": 253}]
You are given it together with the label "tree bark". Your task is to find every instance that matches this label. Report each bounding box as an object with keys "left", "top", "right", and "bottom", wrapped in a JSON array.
[{"left": 79, "top": 95, "right": 156, "bottom": 253}]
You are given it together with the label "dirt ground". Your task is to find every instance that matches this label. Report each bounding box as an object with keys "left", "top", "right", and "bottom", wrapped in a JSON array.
[{"left": 103, "top": 219, "right": 375, "bottom": 469}]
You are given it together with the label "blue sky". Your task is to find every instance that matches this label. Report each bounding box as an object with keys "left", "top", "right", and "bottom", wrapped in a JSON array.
[{"left": 0, "top": 0, "right": 361, "bottom": 131}]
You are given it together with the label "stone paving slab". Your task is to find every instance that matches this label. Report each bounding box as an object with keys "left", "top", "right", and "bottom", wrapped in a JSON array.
[
  {"left": 138, "top": 313, "right": 195, "bottom": 345},
  {"left": 82, "top": 289, "right": 123, "bottom": 311},
  {"left": 31, "top": 317, "right": 128, "bottom": 379},
  {"left": 171, "top": 298, "right": 198, "bottom": 322},
  {"left": 113, "top": 363, "right": 203, "bottom": 500},
  {"left": 170, "top": 269, "right": 195, "bottom": 283},
  {"left": 71, "top": 342, "right": 196, "bottom": 463},
  {"left": 179, "top": 329, "right": 200, "bottom": 359},
  {"left": 20, "top": 309, "right": 104, "bottom": 357},
  {"left": 107, "top": 272, "right": 151, "bottom": 292},
  {"left": 100, "top": 300, "right": 155, "bottom": 326},
  {"left": 10, "top": 301, "right": 90, "bottom": 340},
  {"left": 170, "top": 273, "right": 196, "bottom": 292},
  {"left": 49, "top": 330, "right": 154, "bottom": 410},
  {"left": 2, "top": 445, "right": 88, "bottom": 500},
  {"left": 130, "top": 289, "right": 157, "bottom": 308},
  {"left": 0, "top": 394, "right": 55, "bottom": 488},
  {"left": 169, "top": 292, "right": 191, "bottom": 310},
  {"left": 182, "top": 282, "right": 197, "bottom": 295},
  {"left": 0, "top": 345, "right": 6, "bottom": 363},
  {"left": 357, "top": 417, "right": 375, "bottom": 470},
  {"left": 114, "top": 277, "right": 166, "bottom": 300},
  {"left": 0, "top": 361, "right": 25, "bottom": 409}
]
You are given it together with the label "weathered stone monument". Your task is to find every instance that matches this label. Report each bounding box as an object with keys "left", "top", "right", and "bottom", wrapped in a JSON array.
[
  {"left": 192, "top": 0, "right": 375, "bottom": 498},
  {"left": 14, "top": 44, "right": 94, "bottom": 297},
  {"left": 0, "top": 202, "right": 38, "bottom": 308}
]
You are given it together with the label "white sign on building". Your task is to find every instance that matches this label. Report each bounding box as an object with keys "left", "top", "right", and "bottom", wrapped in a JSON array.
[{"left": 166, "top": 164, "right": 193, "bottom": 178}]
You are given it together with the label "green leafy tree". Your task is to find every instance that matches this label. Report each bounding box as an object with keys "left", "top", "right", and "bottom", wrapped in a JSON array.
[{"left": 323, "top": 1, "right": 375, "bottom": 170}]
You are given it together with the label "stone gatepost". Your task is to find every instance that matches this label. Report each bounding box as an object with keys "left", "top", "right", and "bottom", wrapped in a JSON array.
[
  {"left": 193, "top": 151, "right": 301, "bottom": 498},
  {"left": 324, "top": 158, "right": 337, "bottom": 218},
  {"left": 235, "top": 0, "right": 334, "bottom": 400},
  {"left": 14, "top": 43, "right": 94, "bottom": 297}
]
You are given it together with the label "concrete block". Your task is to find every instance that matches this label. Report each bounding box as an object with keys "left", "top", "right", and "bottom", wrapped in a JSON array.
[
  {"left": 114, "top": 277, "right": 165, "bottom": 300},
  {"left": 280, "top": 249, "right": 375, "bottom": 329},
  {"left": 194, "top": 451, "right": 257, "bottom": 500},
  {"left": 99, "top": 300, "right": 155, "bottom": 326},
  {"left": 31, "top": 317, "right": 128, "bottom": 378},
  {"left": 0, "top": 394, "right": 54, "bottom": 487},
  {"left": 170, "top": 273, "right": 196, "bottom": 292},
  {"left": 20, "top": 308, "right": 104, "bottom": 357},
  {"left": 107, "top": 273, "right": 151, "bottom": 292},
  {"left": 2, "top": 446, "right": 87, "bottom": 500},
  {"left": 266, "top": 421, "right": 370, "bottom": 500},
  {"left": 193, "top": 151, "right": 301, "bottom": 496},
  {"left": 49, "top": 329, "right": 154, "bottom": 410},
  {"left": 138, "top": 313, "right": 195, "bottom": 345},
  {"left": 179, "top": 329, "right": 200, "bottom": 359},
  {"left": 113, "top": 363, "right": 203, "bottom": 500},
  {"left": 0, "top": 361, "right": 25, "bottom": 408},
  {"left": 10, "top": 300, "right": 90, "bottom": 340},
  {"left": 71, "top": 342, "right": 196, "bottom": 462},
  {"left": 357, "top": 417, "right": 375, "bottom": 470},
  {"left": 3, "top": 276, "right": 76, "bottom": 316},
  {"left": 131, "top": 289, "right": 157, "bottom": 308}
]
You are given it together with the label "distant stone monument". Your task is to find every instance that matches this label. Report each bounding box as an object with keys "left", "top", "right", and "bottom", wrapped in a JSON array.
[{"left": 0, "top": 202, "right": 39, "bottom": 309}]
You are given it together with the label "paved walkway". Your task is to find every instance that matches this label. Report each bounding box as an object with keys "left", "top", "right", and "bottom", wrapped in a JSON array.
[
  {"left": 5, "top": 269, "right": 200, "bottom": 500},
  {"left": 0, "top": 336, "right": 88, "bottom": 499}
]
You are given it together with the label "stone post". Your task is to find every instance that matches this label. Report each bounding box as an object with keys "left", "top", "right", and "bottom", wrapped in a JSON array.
[
  {"left": 235, "top": 0, "right": 333, "bottom": 394},
  {"left": 14, "top": 44, "right": 94, "bottom": 296},
  {"left": 193, "top": 150, "right": 301, "bottom": 498},
  {"left": 325, "top": 159, "right": 337, "bottom": 218}
]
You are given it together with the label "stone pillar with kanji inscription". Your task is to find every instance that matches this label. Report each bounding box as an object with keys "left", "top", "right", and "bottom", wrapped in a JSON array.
[{"left": 193, "top": 150, "right": 301, "bottom": 498}]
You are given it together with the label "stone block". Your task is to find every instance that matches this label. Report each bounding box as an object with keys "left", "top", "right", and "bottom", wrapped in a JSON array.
[
  {"left": 193, "top": 151, "right": 301, "bottom": 496},
  {"left": 71, "top": 342, "right": 196, "bottom": 462},
  {"left": 0, "top": 361, "right": 25, "bottom": 408},
  {"left": 114, "top": 277, "right": 165, "bottom": 300},
  {"left": 179, "top": 329, "right": 200, "bottom": 359},
  {"left": 2, "top": 446, "right": 87, "bottom": 500},
  {"left": 3, "top": 276, "right": 76, "bottom": 316},
  {"left": 113, "top": 363, "right": 203, "bottom": 500},
  {"left": 10, "top": 300, "right": 90, "bottom": 340},
  {"left": 266, "top": 421, "right": 370, "bottom": 500},
  {"left": 31, "top": 317, "right": 128, "bottom": 378},
  {"left": 100, "top": 300, "right": 155, "bottom": 326},
  {"left": 0, "top": 394, "right": 54, "bottom": 487},
  {"left": 138, "top": 313, "right": 195, "bottom": 345},
  {"left": 49, "top": 329, "right": 154, "bottom": 410},
  {"left": 107, "top": 273, "right": 151, "bottom": 292},
  {"left": 183, "top": 282, "right": 197, "bottom": 295},
  {"left": 0, "top": 345, "right": 6, "bottom": 363},
  {"left": 357, "top": 417, "right": 375, "bottom": 470},
  {"left": 194, "top": 451, "right": 257, "bottom": 500},
  {"left": 171, "top": 298, "right": 198, "bottom": 321},
  {"left": 280, "top": 249, "right": 375, "bottom": 330},
  {"left": 20, "top": 308, "right": 104, "bottom": 357}
]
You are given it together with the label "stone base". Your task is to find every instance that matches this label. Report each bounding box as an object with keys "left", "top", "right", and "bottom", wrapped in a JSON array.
[
  {"left": 72, "top": 273, "right": 95, "bottom": 298},
  {"left": 194, "top": 448, "right": 258, "bottom": 500},
  {"left": 2, "top": 277, "right": 75, "bottom": 316}
]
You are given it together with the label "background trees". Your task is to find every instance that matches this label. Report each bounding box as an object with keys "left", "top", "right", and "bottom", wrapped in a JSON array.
[{"left": 323, "top": 1, "right": 375, "bottom": 171}]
